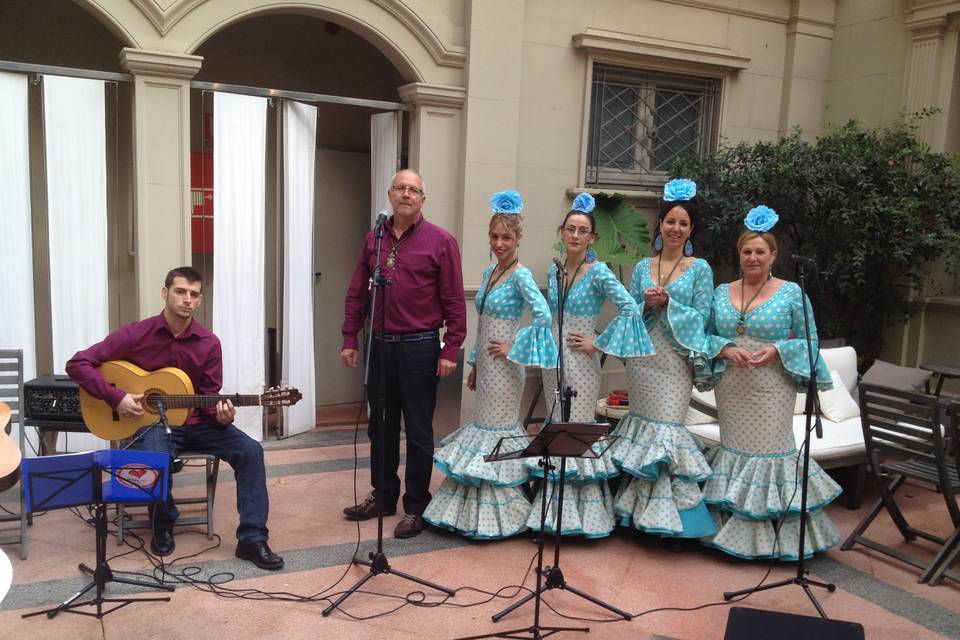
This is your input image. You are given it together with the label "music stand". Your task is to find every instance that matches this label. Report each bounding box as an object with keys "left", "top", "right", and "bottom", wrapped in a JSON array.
[
  {"left": 457, "top": 422, "right": 627, "bottom": 640},
  {"left": 20, "top": 449, "right": 175, "bottom": 620}
]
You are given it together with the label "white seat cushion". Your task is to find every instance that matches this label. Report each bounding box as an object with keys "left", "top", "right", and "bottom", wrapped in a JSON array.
[{"left": 688, "top": 414, "right": 864, "bottom": 465}]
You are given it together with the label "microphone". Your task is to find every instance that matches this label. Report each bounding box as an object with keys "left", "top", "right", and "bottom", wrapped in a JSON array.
[
  {"left": 791, "top": 254, "right": 816, "bottom": 264},
  {"left": 552, "top": 257, "right": 567, "bottom": 277},
  {"left": 374, "top": 209, "right": 390, "bottom": 227}
]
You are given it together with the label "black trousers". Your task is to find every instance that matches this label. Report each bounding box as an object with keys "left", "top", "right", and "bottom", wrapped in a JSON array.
[{"left": 367, "top": 336, "right": 439, "bottom": 516}]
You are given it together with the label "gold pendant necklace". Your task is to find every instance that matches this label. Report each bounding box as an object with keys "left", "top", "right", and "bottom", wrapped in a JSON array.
[{"left": 385, "top": 226, "right": 415, "bottom": 269}]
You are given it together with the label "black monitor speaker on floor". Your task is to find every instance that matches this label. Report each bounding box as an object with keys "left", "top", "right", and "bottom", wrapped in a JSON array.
[{"left": 724, "top": 607, "right": 865, "bottom": 640}]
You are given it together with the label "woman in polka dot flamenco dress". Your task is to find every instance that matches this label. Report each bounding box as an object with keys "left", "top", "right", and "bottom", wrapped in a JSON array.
[
  {"left": 607, "top": 178, "right": 717, "bottom": 540},
  {"left": 701, "top": 206, "right": 840, "bottom": 560},
  {"left": 423, "top": 191, "right": 557, "bottom": 539},
  {"left": 525, "top": 193, "right": 655, "bottom": 538}
]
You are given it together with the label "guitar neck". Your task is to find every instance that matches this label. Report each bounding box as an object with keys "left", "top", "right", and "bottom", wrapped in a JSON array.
[{"left": 153, "top": 394, "right": 263, "bottom": 409}]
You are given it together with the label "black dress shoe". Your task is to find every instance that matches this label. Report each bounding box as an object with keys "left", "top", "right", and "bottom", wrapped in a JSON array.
[
  {"left": 150, "top": 527, "right": 175, "bottom": 557},
  {"left": 342, "top": 492, "right": 396, "bottom": 521},
  {"left": 235, "top": 540, "right": 284, "bottom": 570},
  {"left": 394, "top": 514, "right": 425, "bottom": 539}
]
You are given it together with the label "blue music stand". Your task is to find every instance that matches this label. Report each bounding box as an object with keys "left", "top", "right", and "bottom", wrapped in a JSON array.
[{"left": 20, "top": 449, "right": 175, "bottom": 620}]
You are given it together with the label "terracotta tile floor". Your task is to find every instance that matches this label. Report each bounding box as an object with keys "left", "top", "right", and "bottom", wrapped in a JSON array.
[{"left": 1, "top": 416, "right": 958, "bottom": 640}]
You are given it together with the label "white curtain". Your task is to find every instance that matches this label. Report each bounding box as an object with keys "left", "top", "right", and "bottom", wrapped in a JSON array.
[
  {"left": 213, "top": 92, "right": 267, "bottom": 440},
  {"left": 0, "top": 72, "right": 37, "bottom": 454},
  {"left": 281, "top": 101, "right": 317, "bottom": 436},
  {"left": 43, "top": 75, "right": 109, "bottom": 452},
  {"left": 370, "top": 111, "right": 399, "bottom": 225}
]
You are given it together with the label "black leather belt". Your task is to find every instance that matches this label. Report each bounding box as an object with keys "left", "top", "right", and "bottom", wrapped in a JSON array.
[{"left": 374, "top": 330, "right": 439, "bottom": 343}]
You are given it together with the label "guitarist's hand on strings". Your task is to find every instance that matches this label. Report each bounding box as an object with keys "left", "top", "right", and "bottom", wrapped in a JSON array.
[
  {"left": 117, "top": 393, "right": 145, "bottom": 419},
  {"left": 215, "top": 399, "right": 236, "bottom": 426}
]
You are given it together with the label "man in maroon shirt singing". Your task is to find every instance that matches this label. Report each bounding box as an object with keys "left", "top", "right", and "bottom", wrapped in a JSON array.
[
  {"left": 341, "top": 169, "right": 466, "bottom": 538},
  {"left": 66, "top": 267, "right": 283, "bottom": 570}
]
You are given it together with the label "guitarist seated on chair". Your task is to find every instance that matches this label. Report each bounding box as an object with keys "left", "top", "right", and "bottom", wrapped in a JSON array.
[{"left": 66, "top": 266, "right": 283, "bottom": 571}]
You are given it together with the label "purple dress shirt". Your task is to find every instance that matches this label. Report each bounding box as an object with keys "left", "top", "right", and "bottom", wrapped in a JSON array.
[
  {"left": 66, "top": 313, "right": 223, "bottom": 426},
  {"left": 341, "top": 215, "right": 467, "bottom": 362}
]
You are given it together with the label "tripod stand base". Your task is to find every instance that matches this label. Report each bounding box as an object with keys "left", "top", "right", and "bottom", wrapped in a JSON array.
[
  {"left": 322, "top": 551, "right": 455, "bottom": 617},
  {"left": 723, "top": 575, "right": 836, "bottom": 619},
  {"left": 491, "top": 566, "right": 632, "bottom": 623},
  {"left": 456, "top": 623, "right": 588, "bottom": 640},
  {"left": 22, "top": 562, "right": 174, "bottom": 620}
]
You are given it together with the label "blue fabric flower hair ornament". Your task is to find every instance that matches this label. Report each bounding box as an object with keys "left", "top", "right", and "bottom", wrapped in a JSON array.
[
  {"left": 663, "top": 178, "right": 697, "bottom": 202},
  {"left": 744, "top": 205, "right": 779, "bottom": 232},
  {"left": 490, "top": 190, "right": 524, "bottom": 215},
  {"left": 571, "top": 192, "right": 596, "bottom": 214}
]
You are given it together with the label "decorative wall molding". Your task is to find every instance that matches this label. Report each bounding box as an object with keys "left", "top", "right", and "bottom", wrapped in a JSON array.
[
  {"left": 375, "top": 0, "right": 466, "bottom": 68},
  {"left": 119, "top": 48, "right": 203, "bottom": 79},
  {"left": 573, "top": 28, "right": 750, "bottom": 71},
  {"left": 398, "top": 82, "right": 466, "bottom": 108},
  {"left": 124, "top": 0, "right": 465, "bottom": 69}
]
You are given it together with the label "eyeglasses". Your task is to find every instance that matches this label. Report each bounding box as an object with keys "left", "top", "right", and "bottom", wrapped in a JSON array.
[
  {"left": 563, "top": 225, "right": 593, "bottom": 237},
  {"left": 390, "top": 185, "right": 424, "bottom": 196}
]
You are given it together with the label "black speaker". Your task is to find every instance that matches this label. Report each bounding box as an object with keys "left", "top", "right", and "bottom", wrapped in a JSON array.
[{"left": 724, "top": 607, "right": 865, "bottom": 640}]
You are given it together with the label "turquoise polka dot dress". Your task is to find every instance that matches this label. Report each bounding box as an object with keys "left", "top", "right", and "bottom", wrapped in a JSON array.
[
  {"left": 608, "top": 257, "right": 717, "bottom": 539},
  {"left": 423, "top": 265, "right": 557, "bottom": 539},
  {"left": 700, "top": 281, "right": 841, "bottom": 560},
  {"left": 526, "top": 261, "right": 655, "bottom": 538}
]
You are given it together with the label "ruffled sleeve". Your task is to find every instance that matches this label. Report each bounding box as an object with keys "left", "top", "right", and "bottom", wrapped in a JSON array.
[
  {"left": 507, "top": 268, "right": 558, "bottom": 368},
  {"left": 663, "top": 259, "right": 715, "bottom": 385},
  {"left": 591, "top": 262, "right": 655, "bottom": 358},
  {"left": 774, "top": 283, "right": 833, "bottom": 391},
  {"left": 699, "top": 286, "right": 735, "bottom": 390}
]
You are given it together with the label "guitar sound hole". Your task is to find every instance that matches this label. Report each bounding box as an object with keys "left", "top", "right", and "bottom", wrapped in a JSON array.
[{"left": 142, "top": 390, "right": 166, "bottom": 414}]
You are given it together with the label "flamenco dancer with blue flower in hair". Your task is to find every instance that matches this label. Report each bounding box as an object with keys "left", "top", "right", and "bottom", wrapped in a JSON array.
[
  {"left": 700, "top": 206, "right": 841, "bottom": 559},
  {"left": 423, "top": 190, "right": 558, "bottom": 539},
  {"left": 525, "top": 193, "right": 655, "bottom": 538},
  {"left": 608, "top": 178, "right": 717, "bottom": 539}
]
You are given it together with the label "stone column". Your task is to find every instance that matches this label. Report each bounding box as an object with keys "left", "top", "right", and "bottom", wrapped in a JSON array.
[
  {"left": 458, "top": 0, "right": 526, "bottom": 285},
  {"left": 778, "top": 0, "right": 835, "bottom": 139},
  {"left": 119, "top": 48, "right": 202, "bottom": 317},
  {"left": 398, "top": 82, "right": 467, "bottom": 240},
  {"left": 903, "top": 15, "right": 958, "bottom": 150}
]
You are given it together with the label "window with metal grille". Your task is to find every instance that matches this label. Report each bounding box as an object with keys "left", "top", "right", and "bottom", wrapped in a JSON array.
[{"left": 586, "top": 63, "right": 720, "bottom": 188}]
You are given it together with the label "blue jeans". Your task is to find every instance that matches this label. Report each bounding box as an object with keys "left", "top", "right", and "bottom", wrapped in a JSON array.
[{"left": 135, "top": 421, "right": 269, "bottom": 543}]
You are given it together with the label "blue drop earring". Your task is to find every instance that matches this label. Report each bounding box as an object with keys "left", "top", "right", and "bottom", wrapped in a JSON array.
[
  {"left": 684, "top": 238, "right": 694, "bottom": 257},
  {"left": 654, "top": 234, "right": 663, "bottom": 252}
]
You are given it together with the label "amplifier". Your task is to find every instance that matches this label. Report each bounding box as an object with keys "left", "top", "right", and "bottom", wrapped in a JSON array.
[{"left": 24, "top": 374, "right": 83, "bottom": 422}]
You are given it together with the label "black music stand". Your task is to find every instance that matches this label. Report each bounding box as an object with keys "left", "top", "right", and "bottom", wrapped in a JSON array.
[
  {"left": 20, "top": 449, "right": 175, "bottom": 620},
  {"left": 457, "top": 422, "right": 627, "bottom": 640}
]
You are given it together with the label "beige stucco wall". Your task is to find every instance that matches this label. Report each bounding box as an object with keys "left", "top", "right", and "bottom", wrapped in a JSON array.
[{"left": 825, "top": 0, "right": 907, "bottom": 128}]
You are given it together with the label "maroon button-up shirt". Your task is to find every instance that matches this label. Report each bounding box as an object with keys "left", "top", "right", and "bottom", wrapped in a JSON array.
[
  {"left": 341, "top": 215, "right": 466, "bottom": 362},
  {"left": 66, "top": 313, "right": 223, "bottom": 426}
]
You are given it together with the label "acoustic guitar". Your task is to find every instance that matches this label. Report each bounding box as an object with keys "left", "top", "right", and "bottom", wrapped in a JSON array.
[
  {"left": 0, "top": 402, "right": 21, "bottom": 493},
  {"left": 78, "top": 360, "right": 302, "bottom": 441}
]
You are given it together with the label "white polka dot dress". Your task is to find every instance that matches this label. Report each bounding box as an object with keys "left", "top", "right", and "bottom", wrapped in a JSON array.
[
  {"left": 527, "top": 262, "right": 654, "bottom": 538},
  {"left": 608, "top": 258, "right": 717, "bottom": 538},
  {"left": 700, "top": 282, "right": 841, "bottom": 559},
  {"left": 424, "top": 266, "right": 557, "bottom": 539}
]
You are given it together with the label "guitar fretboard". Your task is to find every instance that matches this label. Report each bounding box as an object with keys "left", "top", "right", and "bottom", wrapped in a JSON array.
[{"left": 146, "top": 394, "right": 262, "bottom": 409}]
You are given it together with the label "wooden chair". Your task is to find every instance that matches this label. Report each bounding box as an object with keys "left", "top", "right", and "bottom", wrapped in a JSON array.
[
  {"left": 117, "top": 452, "right": 219, "bottom": 545},
  {"left": 841, "top": 384, "right": 960, "bottom": 584},
  {"left": 0, "top": 350, "right": 27, "bottom": 559},
  {"left": 926, "top": 401, "right": 960, "bottom": 585}
]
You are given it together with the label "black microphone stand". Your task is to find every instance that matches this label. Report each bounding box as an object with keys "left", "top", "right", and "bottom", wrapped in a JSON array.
[
  {"left": 323, "top": 215, "right": 454, "bottom": 617},
  {"left": 486, "top": 260, "right": 631, "bottom": 634},
  {"left": 722, "top": 257, "right": 836, "bottom": 617}
]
